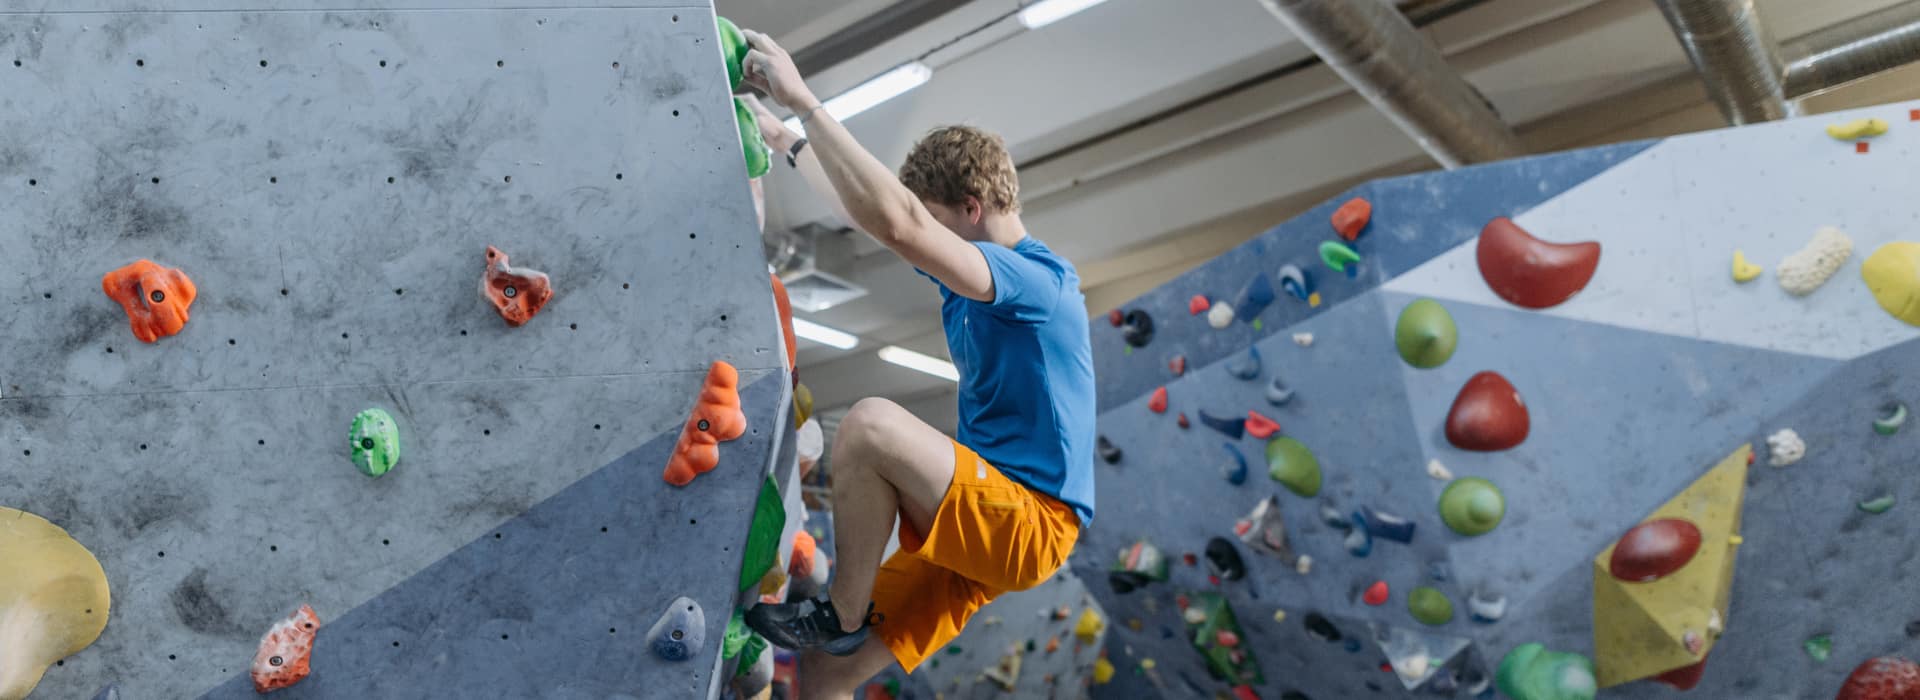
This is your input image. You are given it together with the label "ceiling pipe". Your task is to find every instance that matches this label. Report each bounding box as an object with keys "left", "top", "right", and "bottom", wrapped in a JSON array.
[
  {"left": 1780, "top": 0, "right": 1920, "bottom": 98},
  {"left": 1651, "top": 0, "right": 1793, "bottom": 124},
  {"left": 1251, "top": 0, "right": 1523, "bottom": 169},
  {"left": 791, "top": 0, "right": 970, "bottom": 77}
]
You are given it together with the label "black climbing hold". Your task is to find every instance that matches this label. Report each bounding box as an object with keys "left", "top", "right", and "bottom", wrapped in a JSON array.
[
  {"left": 1198, "top": 410, "right": 1246, "bottom": 440},
  {"left": 1233, "top": 273, "right": 1276, "bottom": 322},
  {"left": 1108, "top": 571, "right": 1150, "bottom": 595},
  {"left": 1226, "top": 346, "right": 1261, "bottom": 380},
  {"left": 1160, "top": 626, "right": 1174, "bottom": 639},
  {"left": 1266, "top": 377, "right": 1294, "bottom": 405},
  {"left": 1365, "top": 680, "right": 1382, "bottom": 692},
  {"left": 1204, "top": 537, "right": 1247, "bottom": 581},
  {"left": 647, "top": 596, "right": 706, "bottom": 662},
  {"left": 1219, "top": 443, "right": 1248, "bottom": 485},
  {"left": 1357, "top": 506, "right": 1415, "bottom": 544},
  {"left": 1303, "top": 613, "right": 1341, "bottom": 642},
  {"left": 1120, "top": 310, "right": 1154, "bottom": 347},
  {"left": 1280, "top": 692, "right": 1311, "bottom": 700},
  {"left": 1906, "top": 620, "right": 1920, "bottom": 639},
  {"left": 1097, "top": 436, "right": 1122, "bottom": 465},
  {"left": 1428, "top": 668, "right": 1459, "bottom": 693}
]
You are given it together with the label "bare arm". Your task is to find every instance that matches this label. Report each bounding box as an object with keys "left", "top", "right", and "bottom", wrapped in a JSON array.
[
  {"left": 742, "top": 95, "right": 864, "bottom": 237},
  {"left": 741, "top": 30, "right": 995, "bottom": 303}
]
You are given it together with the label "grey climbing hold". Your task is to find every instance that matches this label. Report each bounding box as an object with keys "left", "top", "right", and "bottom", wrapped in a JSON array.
[
  {"left": 1468, "top": 590, "right": 1506, "bottom": 623},
  {"left": 1097, "top": 436, "right": 1122, "bottom": 465},
  {"left": 92, "top": 684, "right": 121, "bottom": 700},
  {"left": 1236, "top": 495, "right": 1298, "bottom": 564},
  {"left": 1357, "top": 506, "right": 1415, "bottom": 544},
  {"left": 1266, "top": 377, "right": 1295, "bottom": 406},
  {"left": 1427, "top": 561, "right": 1452, "bottom": 583},
  {"left": 1344, "top": 526, "right": 1373, "bottom": 558},
  {"left": 648, "top": 596, "right": 707, "bottom": 662},
  {"left": 1219, "top": 443, "right": 1249, "bottom": 485},
  {"left": 1226, "top": 346, "right": 1261, "bottom": 380}
]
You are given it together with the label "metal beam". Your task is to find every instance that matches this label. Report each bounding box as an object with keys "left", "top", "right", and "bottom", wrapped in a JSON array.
[
  {"left": 790, "top": 0, "right": 970, "bottom": 77},
  {"left": 1251, "top": 0, "right": 1524, "bottom": 169},
  {"left": 1652, "top": 0, "right": 1793, "bottom": 124},
  {"left": 1781, "top": 0, "right": 1920, "bottom": 98}
]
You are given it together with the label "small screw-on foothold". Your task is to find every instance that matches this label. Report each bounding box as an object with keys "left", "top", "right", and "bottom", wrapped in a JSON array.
[{"left": 1265, "top": 377, "right": 1294, "bottom": 406}]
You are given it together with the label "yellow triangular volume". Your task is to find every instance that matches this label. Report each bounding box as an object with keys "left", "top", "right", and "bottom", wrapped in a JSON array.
[{"left": 1591, "top": 444, "right": 1749, "bottom": 688}]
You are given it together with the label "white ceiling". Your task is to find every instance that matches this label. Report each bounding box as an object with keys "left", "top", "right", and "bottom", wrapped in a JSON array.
[{"left": 716, "top": 0, "right": 1920, "bottom": 431}]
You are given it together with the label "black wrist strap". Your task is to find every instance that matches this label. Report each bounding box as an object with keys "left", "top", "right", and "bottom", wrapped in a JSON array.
[{"left": 787, "top": 138, "right": 808, "bottom": 168}]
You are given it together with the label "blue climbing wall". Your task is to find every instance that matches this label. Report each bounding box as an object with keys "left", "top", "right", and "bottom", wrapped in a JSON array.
[
  {"left": 1076, "top": 100, "right": 1920, "bottom": 698},
  {"left": 0, "top": 3, "right": 792, "bottom": 699}
]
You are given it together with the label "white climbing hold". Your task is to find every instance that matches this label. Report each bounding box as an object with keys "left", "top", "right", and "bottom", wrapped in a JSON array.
[
  {"left": 1766, "top": 428, "right": 1806, "bottom": 467},
  {"left": 1295, "top": 555, "right": 1312, "bottom": 575},
  {"left": 1776, "top": 226, "right": 1853, "bottom": 296},
  {"left": 1183, "top": 607, "right": 1208, "bottom": 625},
  {"left": 1207, "top": 301, "right": 1236, "bottom": 329},
  {"left": 1426, "top": 459, "right": 1453, "bottom": 481},
  {"left": 1395, "top": 654, "right": 1430, "bottom": 683},
  {"left": 1292, "top": 333, "right": 1314, "bottom": 347},
  {"left": 796, "top": 417, "right": 824, "bottom": 476},
  {"left": 1707, "top": 609, "right": 1723, "bottom": 635}
]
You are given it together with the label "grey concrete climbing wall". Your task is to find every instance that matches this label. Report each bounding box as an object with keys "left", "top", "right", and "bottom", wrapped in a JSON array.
[
  {"left": 1075, "top": 100, "right": 1920, "bottom": 698},
  {"left": 0, "top": 2, "right": 791, "bottom": 698}
]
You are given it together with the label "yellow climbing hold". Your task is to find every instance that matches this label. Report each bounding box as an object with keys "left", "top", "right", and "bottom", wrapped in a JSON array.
[
  {"left": 1862, "top": 242, "right": 1920, "bottom": 326},
  {"left": 1273, "top": 609, "right": 1288, "bottom": 624},
  {"left": 1731, "top": 249, "right": 1763, "bottom": 283},
  {"left": 1141, "top": 658, "right": 1157, "bottom": 670},
  {"left": 1826, "top": 117, "right": 1890, "bottom": 140},
  {"left": 1729, "top": 535, "right": 1743, "bottom": 545},
  {"left": 1093, "top": 657, "right": 1115, "bottom": 684},
  {"left": 1, "top": 507, "right": 113, "bottom": 700},
  {"left": 1308, "top": 292, "right": 1322, "bottom": 308},
  {"left": 1074, "top": 607, "right": 1106, "bottom": 644}
]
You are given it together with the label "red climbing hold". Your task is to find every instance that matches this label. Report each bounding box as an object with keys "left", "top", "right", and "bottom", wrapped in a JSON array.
[
  {"left": 1444, "top": 371, "right": 1530, "bottom": 451},
  {"left": 1183, "top": 552, "right": 1198, "bottom": 567},
  {"left": 482, "top": 246, "right": 554, "bottom": 327},
  {"left": 1475, "top": 217, "right": 1600, "bottom": 309},
  {"left": 1108, "top": 309, "right": 1125, "bottom": 327},
  {"left": 1331, "top": 197, "right": 1372, "bottom": 241},
  {"left": 1609, "top": 518, "right": 1703, "bottom": 582},
  {"left": 102, "top": 259, "right": 197, "bottom": 343},
  {"left": 1245, "top": 411, "right": 1280, "bottom": 439},
  {"left": 1232, "top": 685, "right": 1260, "bottom": 700},
  {"left": 1911, "top": 109, "right": 1920, "bottom": 121},
  {"left": 1216, "top": 630, "right": 1240, "bottom": 648},
  {"left": 1858, "top": 142, "right": 1872, "bottom": 154},
  {"left": 663, "top": 361, "right": 748, "bottom": 486},
  {"left": 1363, "top": 581, "right": 1389, "bottom": 606},
  {"left": 1149, "top": 386, "right": 1168, "bottom": 414},
  {"left": 251, "top": 604, "right": 320, "bottom": 694},
  {"left": 1177, "top": 413, "right": 1190, "bottom": 429},
  {"left": 1189, "top": 295, "right": 1210, "bottom": 315},
  {"left": 1170, "top": 356, "right": 1187, "bottom": 376},
  {"left": 1655, "top": 653, "right": 1710, "bottom": 690},
  {"left": 1838, "top": 656, "right": 1920, "bottom": 700}
]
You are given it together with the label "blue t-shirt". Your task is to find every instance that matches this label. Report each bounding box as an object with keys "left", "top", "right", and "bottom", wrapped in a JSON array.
[{"left": 922, "top": 237, "right": 1095, "bottom": 525}]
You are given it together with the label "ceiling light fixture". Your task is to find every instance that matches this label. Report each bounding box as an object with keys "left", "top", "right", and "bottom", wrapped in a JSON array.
[
  {"left": 1017, "top": 0, "right": 1115, "bottom": 30},
  {"left": 792, "top": 318, "right": 859, "bottom": 350},
  {"left": 784, "top": 61, "right": 934, "bottom": 135},
  {"left": 878, "top": 345, "right": 959, "bottom": 382}
]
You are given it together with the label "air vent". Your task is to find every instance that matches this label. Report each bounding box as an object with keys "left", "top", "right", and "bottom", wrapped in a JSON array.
[{"left": 781, "top": 268, "right": 867, "bottom": 313}]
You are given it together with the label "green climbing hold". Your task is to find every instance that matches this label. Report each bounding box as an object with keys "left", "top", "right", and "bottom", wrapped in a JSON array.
[
  {"left": 1319, "top": 240, "right": 1361, "bottom": 274},
  {"left": 1859, "top": 494, "right": 1895, "bottom": 514},
  {"left": 738, "top": 475, "right": 785, "bottom": 592},
  {"left": 1408, "top": 587, "right": 1454, "bottom": 626},
  {"left": 735, "top": 97, "right": 771, "bottom": 179},
  {"left": 724, "top": 611, "right": 752, "bottom": 659},
  {"left": 1805, "top": 634, "right": 1832, "bottom": 662},
  {"left": 947, "top": 646, "right": 963, "bottom": 655},
  {"left": 716, "top": 16, "right": 749, "bottom": 91},
  {"left": 1394, "top": 298, "right": 1458, "bottom": 369},
  {"left": 349, "top": 408, "right": 400, "bottom": 478},
  {"left": 1875, "top": 402, "right": 1907, "bottom": 435},
  {"left": 1439, "top": 477, "right": 1505, "bottom": 536},
  {"left": 1264, "top": 437, "right": 1322, "bottom": 498},
  {"left": 1496, "top": 643, "right": 1596, "bottom": 700}
]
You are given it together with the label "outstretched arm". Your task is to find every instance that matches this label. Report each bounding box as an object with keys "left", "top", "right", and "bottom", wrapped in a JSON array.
[
  {"left": 741, "top": 29, "right": 994, "bottom": 303},
  {"left": 741, "top": 94, "right": 862, "bottom": 237}
]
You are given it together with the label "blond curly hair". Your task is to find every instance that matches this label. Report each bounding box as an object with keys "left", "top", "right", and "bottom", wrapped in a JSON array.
[{"left": 898, "top": 126, "right": 1021, "bottom": 214}]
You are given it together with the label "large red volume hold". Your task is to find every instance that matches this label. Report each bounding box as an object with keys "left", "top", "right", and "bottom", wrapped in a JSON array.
[
  {"left": 1444, "top": 371, "right": 1530, "bottom": 451},
  {"left": 1654, "top": 653, "right": 1709, "bottom": 690},
  {"left": 1476, "top": 217, "right": 1600, "bottom": 309}
]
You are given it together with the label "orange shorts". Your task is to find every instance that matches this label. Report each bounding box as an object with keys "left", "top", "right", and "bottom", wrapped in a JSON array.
[{"left": 870, "top": 441, "right": 1081, "bottom": 673}]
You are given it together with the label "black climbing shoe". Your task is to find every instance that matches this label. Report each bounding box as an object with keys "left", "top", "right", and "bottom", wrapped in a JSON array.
[{"left": 744, "top": 597, "right": 879, "bottom": 657}]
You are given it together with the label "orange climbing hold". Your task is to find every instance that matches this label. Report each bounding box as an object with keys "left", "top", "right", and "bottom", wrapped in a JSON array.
[
  {"left": 1363, "top": 581, "right": 1389, "bottom": 606},
  {"left": 250, "top": 604, "right": 320, "bottom": 694},
  {"left": 1245, "top": 411, "right": 1280, "bottom": 439},
  {"left": 1331, "top": 197, "right": 1372, "bottom": 241},
  {"left": 770, "top": 274, "right": 798, "bottom": 373},
  {"left": 789, "top": 529, "right": 818, "bottom": 578},
  {"left": 101, "top": 259, "right": 197, "bottom": 343},
  {"left": 663, "top": 361, "right": 749, "bottom": 486},
  {"left": 1189, "top": 295, "right": 1210, "bottom": 315},
  {"left": 481, "top": 246, "right": 554, "bottom": 327},
  {"left": 1149, "top": 386, "right": 1168, "bottom": 414},
  {"left": 1170, "top": 356, "right": 1186, "bottom": 376}
]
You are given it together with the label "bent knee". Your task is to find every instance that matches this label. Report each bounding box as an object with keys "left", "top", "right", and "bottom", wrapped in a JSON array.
[{"left": 833, "top": 397, "right": 910, "bottom": 455}]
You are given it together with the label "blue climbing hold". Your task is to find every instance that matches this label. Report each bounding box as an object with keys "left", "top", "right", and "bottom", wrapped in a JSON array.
[
  {"left": 649, "top": 596, "right": 707, "bottom": 662},
  {"left": 1199, "top": 410, "right": 1246, "bottom": 440},
  {"left": 1234, "top": 273, "right": 1277, "bottom": 322},
  {"left": 1344, "top": 638, "right": 1363, "bottom": 653},
  {"left": 1277, "top": 264, "right": 1312, "bottom": 302},
  {"left": 1344, "top": 526, "right": 1373, "bottom": 558},
  {"left": 1220, "top": 443, "right": 1249, "bottom": 485},
  {"left": 1227, "top": 346, "right": 1261, "bottom": 380},
  {"left": 1358, "top": 506, "right": 1415, "bottom": 544}
]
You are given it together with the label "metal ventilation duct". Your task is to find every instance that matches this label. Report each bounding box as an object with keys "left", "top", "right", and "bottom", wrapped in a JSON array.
[
  {"left": 1252, "top": 0, "right": 1524, "bottom": 169},
  {"left": 1652, "top": 0, "right": 1793, "bottom": 124},
  {"left": 1781, "top": 0, "right": 1920, "bottom": 98}
]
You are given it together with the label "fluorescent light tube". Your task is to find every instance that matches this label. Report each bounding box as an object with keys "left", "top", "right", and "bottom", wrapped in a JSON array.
[
  {"left": 792, "top": 318, "right": 859, "bottom": 350},
  {"left": 878, "top": 345, "right": 959, "bottom": 382}
]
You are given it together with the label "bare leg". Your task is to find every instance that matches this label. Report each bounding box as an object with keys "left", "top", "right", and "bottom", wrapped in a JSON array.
[
  {"left": 822, "top": 397, "right": 957, "bottom": 632},
  {"left": 797, "top": 637, "right": 898, "bottom": 700}
]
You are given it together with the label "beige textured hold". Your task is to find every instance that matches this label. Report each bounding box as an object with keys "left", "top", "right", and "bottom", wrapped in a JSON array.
[
  {"left": 1777, "top": 227, "right": 1853, "bottom": 296},
  {"left": 1, "top": 508, "right": 112, "bottom": 700}
]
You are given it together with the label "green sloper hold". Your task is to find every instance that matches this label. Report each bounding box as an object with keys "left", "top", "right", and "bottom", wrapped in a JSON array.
[
  {"left": 735, "top": 98, "right": 771, "bottom": 179},
  {"left": 1265, "top": 437, "right": 1322, "bottom": 497},
  {"left": 1394, "top": 299, "right": 1458, "bottom": 369},
  {"left": 1320, "top": 240, "right": 1362, "bottom": 273},
  {"left": 1439, "top": 477, "right": 1505, "bottom": 536},
  {"left": 349, "top": 408, "right": 400, "bottom": 477},
  {"left": 1496, "top": 643, "right": 1597, "bottom": 700},
  {"left": 724, "top": 611, "right": 752, "bottom": 659},
  {"left": 1407, "top": 587, "right": 1453, "bottom": 626},
  {"left": 738, "top": 475, "right": 785, "bottom": 592},
  {"left": 716, "top": 16, "right": 749, "bottom": 90}
]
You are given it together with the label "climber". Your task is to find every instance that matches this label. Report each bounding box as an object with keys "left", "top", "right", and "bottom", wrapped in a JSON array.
[{"left": 736, "top": 28, "right": 1095, "bottom": 700}]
